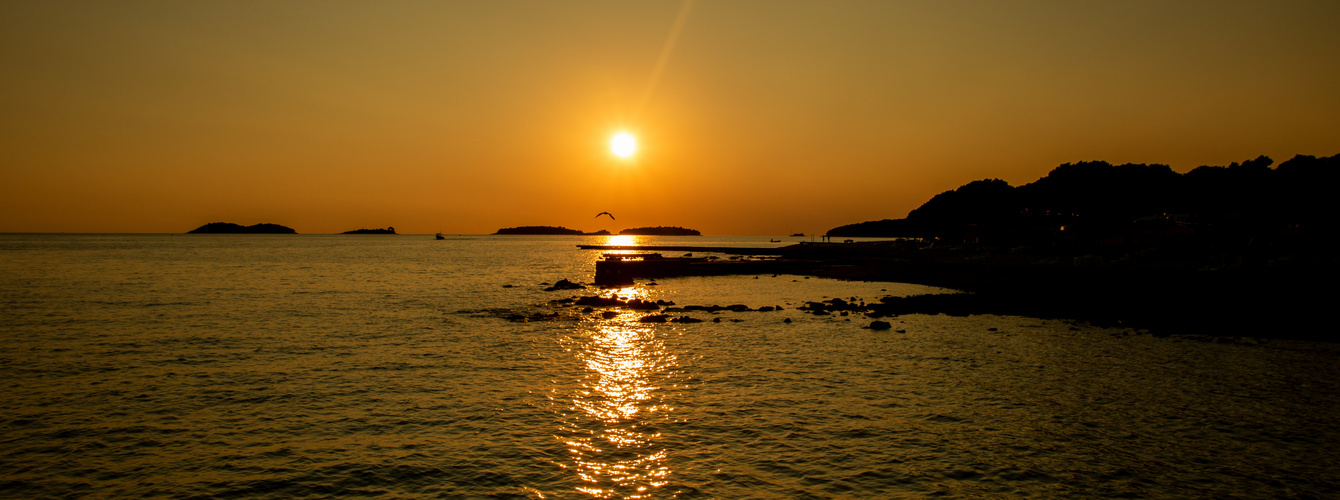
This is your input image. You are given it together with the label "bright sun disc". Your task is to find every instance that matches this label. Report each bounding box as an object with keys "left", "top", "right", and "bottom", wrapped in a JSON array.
[{"left": 610, "top": 132, "right": 637, "bottom": 159}]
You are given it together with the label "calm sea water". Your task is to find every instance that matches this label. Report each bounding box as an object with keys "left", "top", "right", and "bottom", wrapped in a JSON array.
[{"left": 1, "top": 234, "right": 1336, "bottom": 499}]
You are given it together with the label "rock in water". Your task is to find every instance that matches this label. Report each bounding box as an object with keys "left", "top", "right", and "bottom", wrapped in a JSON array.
[{"left": 544, "top": 279, "right": 585, "bottom": 291}]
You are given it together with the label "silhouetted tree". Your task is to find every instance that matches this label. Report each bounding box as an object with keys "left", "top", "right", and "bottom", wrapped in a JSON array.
[{"left": 1017, "top": 161, "right": 1181, "bottom": 225}]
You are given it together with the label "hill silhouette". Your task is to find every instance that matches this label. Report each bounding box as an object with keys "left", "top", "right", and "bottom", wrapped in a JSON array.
[
  {"left": 816, "top": 154, "right": 1340, "bottom": 340},
  {"left": 828, "top": 153, "right": 1340, "bottom": 254}
]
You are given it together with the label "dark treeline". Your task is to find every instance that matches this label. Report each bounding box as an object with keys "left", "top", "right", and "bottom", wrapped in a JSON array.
[
  {"left": 494, "top": 226, "right": 611, "bottom": 235},
  {"left": 495, "top": 226, "right": 588, "bottom": 235},
  {"left": 829, "top": 154, "right": 1340, "bottom": 261},
  {"left": 620, "top": 226, "right": 702, "bottom": 236},
  {"left": 342, "top": 227, "right": 396, "bottom": 234}
]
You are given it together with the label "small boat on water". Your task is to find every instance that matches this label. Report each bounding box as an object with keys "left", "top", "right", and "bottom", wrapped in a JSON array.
[{"left": 435, "top": 233, "right": 445, "bottom": 240}]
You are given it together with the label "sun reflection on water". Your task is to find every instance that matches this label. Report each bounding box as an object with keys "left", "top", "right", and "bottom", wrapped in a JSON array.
[
  {"left": 600, "top": 285, "right": 650, "bottom": 303},
  {"left": 605, "top": 235, "right": 640, "bottom": 247},
  {"left": 601, "top": 235, "right": 647, "bottom": 256},
  {"left": 557, "top": 312, "right": 677, "bottom": 499}
]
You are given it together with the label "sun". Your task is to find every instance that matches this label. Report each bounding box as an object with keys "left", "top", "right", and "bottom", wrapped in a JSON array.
[{"left": 610, "top": 132, "right": 637, "bottom": 159}]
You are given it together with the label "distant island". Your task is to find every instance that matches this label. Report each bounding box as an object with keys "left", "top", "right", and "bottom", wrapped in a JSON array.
[
  {"left": 342, "top": 227, "right": 396, "bottom": 234},
  {"left": 187, "top": 222, "right": 296, "bottom": 234},
  {"left": 494, "top": 226, "right": 611, "bottom": 235},
  {"left": 620, "top": 226, "right": 701, "bottom": 236}
]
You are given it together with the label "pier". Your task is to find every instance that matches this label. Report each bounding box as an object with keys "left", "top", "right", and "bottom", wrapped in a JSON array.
[
  {"left": 576, "top": 244, "right": 787, "bottom": 255},
  {"left": 579, "top": 242, "right": 887, "bottom": 285},
  {"left": 590, "top": 252, "right": 832, "bottom": 286}
]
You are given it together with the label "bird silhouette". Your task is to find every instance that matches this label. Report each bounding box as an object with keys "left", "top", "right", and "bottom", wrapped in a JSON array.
[{"left": 595, "top": 212, "right": 615, "bottom": 220}]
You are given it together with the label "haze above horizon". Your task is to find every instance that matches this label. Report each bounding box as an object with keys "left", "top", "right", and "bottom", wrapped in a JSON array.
[{"left": 2, "top": 1, "right": 1337, "bottom": 235}]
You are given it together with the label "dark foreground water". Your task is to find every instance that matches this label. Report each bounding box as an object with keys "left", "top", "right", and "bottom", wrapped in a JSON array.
[{"left": 1, "top": 234, "right": 1336, "bottom": 499}]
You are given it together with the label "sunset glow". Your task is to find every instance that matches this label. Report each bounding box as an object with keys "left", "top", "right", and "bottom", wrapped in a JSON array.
[
  {"left": 610, "top": 132, "right": 637, "bottom": 159},
  {"left": 2, "top": 2, "right": 1337, "bottom": 495},
  {"left": 0, "top": 2, "right": 1336, "bottom": 235}
]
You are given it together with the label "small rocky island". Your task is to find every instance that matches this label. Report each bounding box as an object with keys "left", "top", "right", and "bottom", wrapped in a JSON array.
[
  {"left": 342, "top": 227, "right": 396, "bottom": 234},
  {"left": 620, "top": 226, "right": 701, "bottom": 236},
  {"left": 494, "top": 226, "right": 611, "bottom": 235},
  {"left": 187, "top": 222, "right": 296, "bottom": 234}
]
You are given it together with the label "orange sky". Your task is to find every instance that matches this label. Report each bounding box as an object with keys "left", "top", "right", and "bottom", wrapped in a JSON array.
[{"left": 2, "top": 1, "right": 1337, "bottom": 235}]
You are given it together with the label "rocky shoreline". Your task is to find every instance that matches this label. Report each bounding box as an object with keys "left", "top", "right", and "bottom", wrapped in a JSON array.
[
  {"left": 578, "top": 241, "right": 1336, "bottom": 341},
  {"left": 796, "top": 245, "right": 1335, "bottom": 341}
]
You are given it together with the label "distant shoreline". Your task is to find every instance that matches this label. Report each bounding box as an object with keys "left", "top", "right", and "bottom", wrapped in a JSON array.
[{"left": 341, "top": 227, "right": 396, "bottom": 235}]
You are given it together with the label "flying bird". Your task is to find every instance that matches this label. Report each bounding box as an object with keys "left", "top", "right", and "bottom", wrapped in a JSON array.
[{"left": 595, "top": 212, "right": 615, "bottom": 220}]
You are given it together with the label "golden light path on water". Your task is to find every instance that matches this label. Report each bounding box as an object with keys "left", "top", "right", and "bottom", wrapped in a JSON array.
[
  {"left": 556, "top": 281, "right": 677, "bottom": 499},
  {"left": 604, "top": 234, "right": 638, "bottom": 248}
]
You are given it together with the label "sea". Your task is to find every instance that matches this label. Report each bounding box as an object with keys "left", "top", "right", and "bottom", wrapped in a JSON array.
[{"left": 1, "top": 233, "right": 1336, "bottom": 499}]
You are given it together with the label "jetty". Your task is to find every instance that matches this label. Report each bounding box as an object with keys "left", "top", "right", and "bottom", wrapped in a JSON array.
[
  {"left": 591, "top": 253, "right": 830, "bottom": 286},
  {"left": 581, "top": 242, "right": 899, "bottom": 285},
  {"left": 577, "top": 244, "right": 785, "bottom": 256}
]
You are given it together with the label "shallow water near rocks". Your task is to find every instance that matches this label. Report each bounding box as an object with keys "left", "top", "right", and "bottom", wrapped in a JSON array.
[{"left": 1, "top": 234, "right": 1336, "bottom": 498}]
